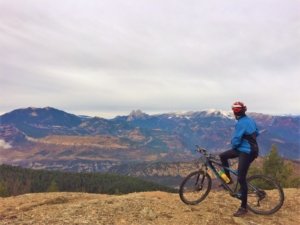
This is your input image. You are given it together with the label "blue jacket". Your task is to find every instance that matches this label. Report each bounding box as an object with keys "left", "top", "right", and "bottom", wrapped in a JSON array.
[{"left": 231, "top": 115, "right": 259, "bottom": 154}]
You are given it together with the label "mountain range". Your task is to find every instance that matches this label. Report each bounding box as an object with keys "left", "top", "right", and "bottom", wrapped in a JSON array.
[{"left": 0, "top": 107, "right": 299, "bottom": 173}]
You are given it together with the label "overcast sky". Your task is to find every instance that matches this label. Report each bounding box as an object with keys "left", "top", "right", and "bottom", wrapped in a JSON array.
[{"left": 0, "top": 0, "right": 299, "bottom": 118}]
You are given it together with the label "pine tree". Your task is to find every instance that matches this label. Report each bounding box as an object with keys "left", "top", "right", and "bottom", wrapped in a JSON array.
[
  {"left": 262, "top": 144, "right": 293, "bottom": 187},
  {"left": 47, "top": 179, "right": 59, "bottom": 192},
  {"left": 0, "top": 181, "right": 9, "bottom": 197}
]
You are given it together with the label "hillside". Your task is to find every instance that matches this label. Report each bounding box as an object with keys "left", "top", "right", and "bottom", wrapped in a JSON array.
[
  {"left": 107, "top": 157, "right": 300, "bottom": 188},
  {"left": 0, "top": 189, "right": 299, "bottom": 225}
]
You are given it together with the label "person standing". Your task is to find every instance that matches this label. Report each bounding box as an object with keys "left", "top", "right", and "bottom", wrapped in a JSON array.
[{"left": 219, "top": 101, "right": 259, "bottom": 217}]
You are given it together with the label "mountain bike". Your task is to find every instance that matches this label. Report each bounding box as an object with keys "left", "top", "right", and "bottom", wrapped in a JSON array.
[{"left": 179, "top": 146, "right": 284, "bottom": 215}]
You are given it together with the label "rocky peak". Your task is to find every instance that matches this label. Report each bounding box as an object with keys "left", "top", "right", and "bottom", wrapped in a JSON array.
[{"left": 127, "top": 110, "right": 149, "bottom": 121}]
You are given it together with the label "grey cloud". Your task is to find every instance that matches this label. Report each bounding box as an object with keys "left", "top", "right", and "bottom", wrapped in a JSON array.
[{"left": 0, "top": 0, "right": 300, "bottom": 116}]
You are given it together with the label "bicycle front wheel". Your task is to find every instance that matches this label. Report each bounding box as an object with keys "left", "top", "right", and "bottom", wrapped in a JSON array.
[
  {"left": 179, "top": 170, "right": 212, "bottom": 205},
  {"left": 247, "top": 175, "right": 284, "bottom": 215}
]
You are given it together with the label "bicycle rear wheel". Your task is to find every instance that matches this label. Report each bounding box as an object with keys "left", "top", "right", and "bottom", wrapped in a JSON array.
[
  {"left": 179, "top": 170, "right": 212, "bottom": 205},
  {"left": 247, "top": 174, "right": 284, "bottom": 215}
]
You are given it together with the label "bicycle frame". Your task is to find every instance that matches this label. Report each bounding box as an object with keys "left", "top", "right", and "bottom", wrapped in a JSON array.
[{"left": 198, "top": 150, "right": 239, "bottom": 194}]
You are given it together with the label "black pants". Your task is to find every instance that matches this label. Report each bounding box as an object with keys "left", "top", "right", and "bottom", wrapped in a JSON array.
[{"left": 219, "top": 149, "right": 256, "bottom": 208}]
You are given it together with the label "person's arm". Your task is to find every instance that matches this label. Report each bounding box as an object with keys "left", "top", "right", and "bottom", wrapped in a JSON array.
[{"left": 231, "top": 122, "right": 246, "bottom": 149}]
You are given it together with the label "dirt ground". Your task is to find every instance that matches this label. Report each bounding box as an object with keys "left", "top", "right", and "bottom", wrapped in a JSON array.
[{"left": 0, "top": 188, "right": 299, "bottom": 225}]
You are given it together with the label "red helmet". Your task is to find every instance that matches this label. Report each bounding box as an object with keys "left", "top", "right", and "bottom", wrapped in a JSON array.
[{"left": 232, "top": 101, "right": 247, "bottom": 116}]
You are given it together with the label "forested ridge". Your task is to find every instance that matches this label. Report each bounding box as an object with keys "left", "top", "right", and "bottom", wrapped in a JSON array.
[{"left": 0, "top": 164, "right": 176, "bottom": 197}]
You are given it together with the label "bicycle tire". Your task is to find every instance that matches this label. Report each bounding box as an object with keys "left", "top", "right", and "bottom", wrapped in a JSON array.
[
  {"left": 247, "top": 174, "right": 284, "bottom": 215},
  {"left": 179, "top": 170, "right": 212, "bottom": 205}
]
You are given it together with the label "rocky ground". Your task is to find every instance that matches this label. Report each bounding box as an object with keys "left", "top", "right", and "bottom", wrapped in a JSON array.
[{"left": 0, "top": 189, "right": 299, "bottom": 225}]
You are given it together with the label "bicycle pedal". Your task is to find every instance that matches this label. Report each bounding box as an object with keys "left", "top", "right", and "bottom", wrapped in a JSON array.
[{"left": 232, "top": 193, "right": 242, "bottom": 200}]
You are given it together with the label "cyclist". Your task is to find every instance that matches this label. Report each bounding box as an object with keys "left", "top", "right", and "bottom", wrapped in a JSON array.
[{"left": 219, "top": 101, "right": 259, "bottom": 217}]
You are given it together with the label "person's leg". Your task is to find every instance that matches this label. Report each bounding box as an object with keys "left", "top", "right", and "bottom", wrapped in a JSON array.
[
  {"left": 219, "top": 149, "right": 239, "bottom": 179},
  {"left": 237, "top": 152, "right": 253, "bottom": 209}
]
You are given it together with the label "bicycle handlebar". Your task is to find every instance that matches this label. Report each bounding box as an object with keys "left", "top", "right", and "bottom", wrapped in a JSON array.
[
  {"left": 195, "top": 145, "right": 220, "bottom": 161},
  {"left": 195, "top": 145, "right": 211, "bottom": 157}
]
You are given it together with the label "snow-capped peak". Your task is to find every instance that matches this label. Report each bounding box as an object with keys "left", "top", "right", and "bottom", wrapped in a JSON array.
[
  {"left": 200, "top": 109, "right": 234, "bottom": 119},
  {"left": 163, "top": 109, "right": 234, "bottom": 120}
]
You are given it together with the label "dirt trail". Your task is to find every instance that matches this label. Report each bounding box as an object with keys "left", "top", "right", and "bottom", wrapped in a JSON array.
[{"left": 0, "top": 189, "right": 299, "bottom": 225}]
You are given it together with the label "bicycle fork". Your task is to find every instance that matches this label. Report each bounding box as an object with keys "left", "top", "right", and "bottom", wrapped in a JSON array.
[{"left": 194, "top": 166, "right": 208, "bottom": 191}]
